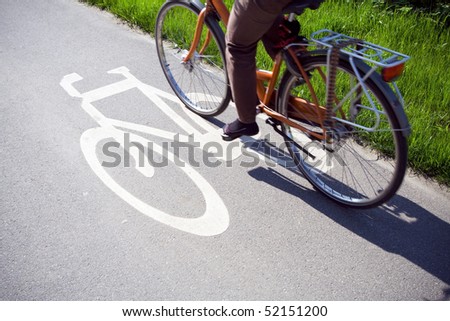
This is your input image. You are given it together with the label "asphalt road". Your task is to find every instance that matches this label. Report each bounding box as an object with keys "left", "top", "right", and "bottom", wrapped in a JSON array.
[{"left": 1, "top": 0, "right": 449, "bottom": 301}]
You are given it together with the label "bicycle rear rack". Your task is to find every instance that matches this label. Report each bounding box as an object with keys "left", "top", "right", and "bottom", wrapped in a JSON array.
[
  {"left": 311, "top": 29, "right": 410, "bottom": 69},
  {"left": 306, "top": 30, "right": 411, "bottom": 134}
]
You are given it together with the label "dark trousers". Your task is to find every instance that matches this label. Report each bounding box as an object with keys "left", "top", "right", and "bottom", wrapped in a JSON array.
[{"left": 225, "top": 0, "right": 293, "bottom": 123}]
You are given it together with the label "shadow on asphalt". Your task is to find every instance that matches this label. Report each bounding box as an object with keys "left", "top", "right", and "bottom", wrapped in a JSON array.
[
  {"left": 248, "top": 164, "right": 450, "bottom": 300},
  {"left": 241, "top": 136, "right": 450, "bottom": 300},
  {"left": 203, "top": 119, "right": 450, "bottom": 299}
]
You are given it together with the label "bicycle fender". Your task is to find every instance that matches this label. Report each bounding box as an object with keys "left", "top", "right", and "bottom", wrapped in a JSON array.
[
  {"left": 164, "top": 0, "right": 205, "bottom": 11},
  {"left": 383, "top": 88, "right": 411, "bottom": 137},
  {"left": 190, "top": 0, "right": 205, "bottom": 11}
]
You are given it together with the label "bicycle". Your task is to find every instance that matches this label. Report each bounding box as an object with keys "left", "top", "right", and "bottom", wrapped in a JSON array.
[{"left": 155, "top": 0, "right": 411, "bottom": 208}]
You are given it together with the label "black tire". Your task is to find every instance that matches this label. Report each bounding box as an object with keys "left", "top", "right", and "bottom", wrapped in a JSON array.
[
  {"left": 155, "top": 0, "right": 231, "bottom": 116},
  {"left": 277, "top": 54, "right": 408, "bottom": 208}
]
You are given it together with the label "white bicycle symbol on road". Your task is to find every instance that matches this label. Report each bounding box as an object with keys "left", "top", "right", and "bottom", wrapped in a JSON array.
[{"left": 60, "top": 66, "right": 275, "bottom": 236}]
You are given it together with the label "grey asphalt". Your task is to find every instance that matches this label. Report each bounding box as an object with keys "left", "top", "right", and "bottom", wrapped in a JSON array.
[{"left": 1, "top": 0, "right": 449, "bottom": 300}]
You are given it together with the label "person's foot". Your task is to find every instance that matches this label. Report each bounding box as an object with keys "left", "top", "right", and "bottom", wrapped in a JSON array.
[{"left": 221, "top": 119, "right": 259, "bottom": 141}]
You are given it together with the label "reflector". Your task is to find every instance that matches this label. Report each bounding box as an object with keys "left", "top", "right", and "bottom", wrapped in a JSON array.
[{"left": 382, "top": 63, "right": 405, "bottom": 82}]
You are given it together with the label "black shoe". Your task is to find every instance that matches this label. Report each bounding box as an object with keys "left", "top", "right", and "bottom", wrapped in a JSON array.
[{"left": 221, "top": 119, "right": 259, "bottom": 141}]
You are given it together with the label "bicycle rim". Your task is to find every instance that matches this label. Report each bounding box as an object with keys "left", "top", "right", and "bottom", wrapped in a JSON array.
[
  {"left": 155, "top": 1, "right": 230, "bottom": 116},
  {"left": 278, "top": 55, "right": 408, "bottom": 208}
]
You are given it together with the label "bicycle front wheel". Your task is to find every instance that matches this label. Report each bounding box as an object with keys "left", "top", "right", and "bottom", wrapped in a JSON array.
[
  {"left": 155, "top": 0, "right": 230, "bottom": 116},
  {"left": 277, "top": 54, "right": 408, "bottom": 208}
]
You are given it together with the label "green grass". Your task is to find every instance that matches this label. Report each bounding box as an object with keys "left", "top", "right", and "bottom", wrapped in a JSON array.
[{"left": 80, "top": 0, "right": 450, "bottom": 185}]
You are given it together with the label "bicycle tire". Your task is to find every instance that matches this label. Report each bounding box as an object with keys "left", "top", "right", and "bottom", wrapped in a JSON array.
[
  {"left": 155, "top": 0, "right": 231, "bottom": 117},
  {"left": 277, "top": 53, "right": 408, "bottom": 208}
]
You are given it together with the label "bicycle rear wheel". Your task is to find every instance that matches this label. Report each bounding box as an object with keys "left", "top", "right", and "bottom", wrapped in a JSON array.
[
  {"left": 277, "top": 54, "right": 408, "bottom": 208},
  {"left": 155, "top": 0, "right": 230, "bottom": 116}
]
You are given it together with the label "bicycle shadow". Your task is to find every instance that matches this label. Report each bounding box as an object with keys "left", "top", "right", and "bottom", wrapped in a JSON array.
[
  {"left": 249, "top": 167, "right": 450, "bottom": 300},
  {"left": 204, "top": 120, "right": 450, "bottom": 296},
  {"left": 248, "top": 165, "right": 450, "bottom": 298}
]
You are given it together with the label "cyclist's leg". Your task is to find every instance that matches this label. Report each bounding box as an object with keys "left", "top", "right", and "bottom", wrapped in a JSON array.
[
  {"left": 261, "top": 15, "right": 289, "bottom": 60},
  {"left": 225, "top": 0, "right": 292, "bottom": 126}
]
